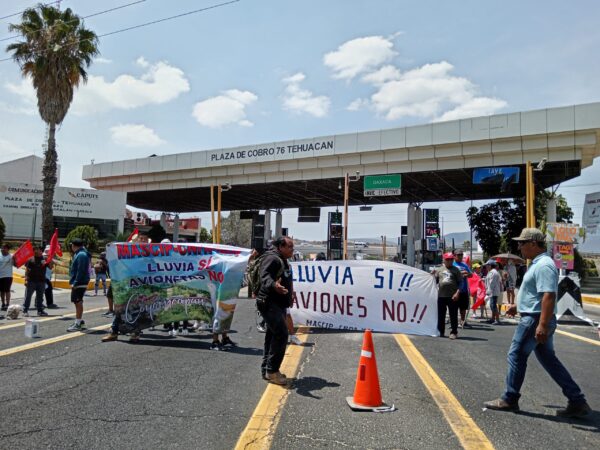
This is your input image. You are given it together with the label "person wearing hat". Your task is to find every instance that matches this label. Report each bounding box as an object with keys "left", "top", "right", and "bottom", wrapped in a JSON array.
[
  {"left": 452, "top": 249, "right": 472, "bottom": 329},
  {"left": 484, "top": 259, "right": 503, "bottom": 325},
  {"left": 434, "top": 252, "right": 463, "bottom": 339},
  {"left": 484, "top": 228, "right": 591, "bottom": 418},
  {"left": 67, "top": 238, "right": 91, "bottom": 332}
]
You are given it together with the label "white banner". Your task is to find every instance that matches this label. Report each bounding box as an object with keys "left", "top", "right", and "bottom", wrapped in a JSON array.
[
  {"left": 582, "top": 191, "right": 600, "bottom": 236},
  {"left": 289, "top": 260, "right": 438, "bottom": 336}
]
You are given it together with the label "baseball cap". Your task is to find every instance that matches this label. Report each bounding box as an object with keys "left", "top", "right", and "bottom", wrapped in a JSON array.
[
  {"left": 472, "top": 262, "right": 481, "bottom": 269},
  {"left": 443, "top": 252, "right": 454, "bottom": 260},
  {"left": 485, "top": 259, "right": 497, "bottom": 266},
  {"left": 513, "top": 228, "right": 545, "bottom": 242}
]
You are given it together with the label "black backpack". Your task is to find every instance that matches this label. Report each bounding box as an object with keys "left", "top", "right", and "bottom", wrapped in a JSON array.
[{"left": 247, "top": 254, "right": 284, "bottom": 296}]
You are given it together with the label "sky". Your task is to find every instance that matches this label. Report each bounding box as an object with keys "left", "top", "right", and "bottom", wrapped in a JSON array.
[{"left": 1, "top": 0, "right": 600, "bottom": 244}]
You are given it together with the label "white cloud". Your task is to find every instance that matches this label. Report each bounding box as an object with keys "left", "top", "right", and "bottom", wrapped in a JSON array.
[
  {"left": 136, "top": 56, "right": 149, "bottom": 68},
  {"left": 94, "top": 57, "right": 112, "bottom": 64},
  {"left": 367, "top": 61, "right": 506, "bottom": 121},
  {"left": 3, "top": 59, "right": 190, "bottom": 116},
  {"left": 192, "top": 89, "right": 257, "bottom": 128},
  {"left": 110, "top": 124, "right": 165, "bottom": 148},
  {"left": 361, "top": 65, "right": 401, "bottom": 86},
  {"left": 324, "top": 35, "right": 397, "bottom": 81},
  {"left": 346, "top": 98, "right": 368, "bottom": 111},
  {"left": 281, "top": 72, "right": 330, "bottom": 118}
]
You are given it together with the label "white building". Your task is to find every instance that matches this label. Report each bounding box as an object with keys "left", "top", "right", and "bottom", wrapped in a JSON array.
[{"left": 0, "top": 155, "right": 126, "bottom": 241}]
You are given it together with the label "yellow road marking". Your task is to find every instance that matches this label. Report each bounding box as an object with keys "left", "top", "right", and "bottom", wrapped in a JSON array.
[
  {"left": 556, "top": 329, "right": 600, "bottom": 347},
  {"left": 394, "top": 334, "right": 494, "bottom": 450},
  {"left": 0, "top": 324, "right": 111, "bottom": 358},
  {"left": 235, "top": 327, "right": 309, "bottom": 450},
  {"left": 0, "top": 307, "right": 108, "bottom": 331}
]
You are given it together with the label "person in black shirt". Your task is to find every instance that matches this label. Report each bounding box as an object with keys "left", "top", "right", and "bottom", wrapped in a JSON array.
[
  {"left": 257, "top": 236, "right": 294, "bottom": 385},
  {"left": 23, "top": 246, "right": 48, "bottom": 317}
]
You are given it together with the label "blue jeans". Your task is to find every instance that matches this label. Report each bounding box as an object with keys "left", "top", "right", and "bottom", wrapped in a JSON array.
[
  {"left": 95, "top": 273, "right": 107, "bottom": 294},
  {"left": 502, "top": 314, "right": 586, "bottom": 405}
]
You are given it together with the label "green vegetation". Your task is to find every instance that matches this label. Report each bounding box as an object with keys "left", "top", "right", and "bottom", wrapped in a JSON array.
[{"left": 64, "top": 225, "right": 99, "bottom": 252}]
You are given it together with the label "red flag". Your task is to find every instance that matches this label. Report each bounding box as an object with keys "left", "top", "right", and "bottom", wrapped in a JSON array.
[
  {"left": 470, "top": 273, "right": 487, "bottom": 311},
  {"left": 45, "top": 229, "right": 62, "bottom": 264},
  {"left": 13, "top": 240, "right": 34, "bottom": 268},
  {"left": 127, "top": 227, "right": 139, "bottom": 242},
  {"left": 464, "top": 255, "right": 471, "bottom": 267}
]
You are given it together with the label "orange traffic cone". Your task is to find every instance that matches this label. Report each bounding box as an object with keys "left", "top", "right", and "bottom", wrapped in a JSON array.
[{"left": 346, "top": 329, "right": 394, "bottom": 412}]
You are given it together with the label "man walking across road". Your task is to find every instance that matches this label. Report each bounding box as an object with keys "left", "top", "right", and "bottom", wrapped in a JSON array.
[
  {"left": 23, "top": 246, "right": 48, "bottom": 317},
  {"left": 484, "top": 228, "right": 591, "bottom": 418},
  {"left": 435, "top": 252, "right": 463, "bottom": 339},
  {"left": 453, "top": 249, "right": 472, "bottom": 328},
  {"left": 0, "top": 244, "right": 16, "bottom": 311},
  {"left": 484, "top": 259, "right": 503, "bottom": 325},
  {"left": 257, "top": 236, "right": 294, "bottom": 385},
  {"left": 67, "top": 238, "right": 90, "bottom": 332}
]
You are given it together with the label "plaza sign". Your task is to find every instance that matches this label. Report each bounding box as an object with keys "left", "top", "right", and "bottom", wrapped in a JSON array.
[{"left": 364, "top": 174, "right": 401, "bottom": 197}]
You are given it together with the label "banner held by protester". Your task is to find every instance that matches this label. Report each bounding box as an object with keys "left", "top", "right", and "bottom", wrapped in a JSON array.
[
  {"left": 106, "top": 242, "right": 251, "bottom": 333},
  {"left": 290, "top": 260, "right": 438, "bottom": 336}
]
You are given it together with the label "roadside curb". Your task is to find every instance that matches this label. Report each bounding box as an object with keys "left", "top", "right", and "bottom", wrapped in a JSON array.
[{"left": 12, "top": 273, "right": 110, "bottom": 290}]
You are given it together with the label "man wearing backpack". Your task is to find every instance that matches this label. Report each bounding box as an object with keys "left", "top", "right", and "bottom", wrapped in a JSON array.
[{"left": 256, "top": 236, "right": 295, "bottom": 385}]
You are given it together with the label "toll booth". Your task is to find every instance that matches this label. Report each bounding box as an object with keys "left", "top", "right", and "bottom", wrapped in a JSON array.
[{"left": 328, "top": 211, "right": 343, "bottom": 260}]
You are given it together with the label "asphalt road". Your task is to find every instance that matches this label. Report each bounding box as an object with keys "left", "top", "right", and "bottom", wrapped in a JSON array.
[{"left": 0, "top": 288, "right": 598, "bottom": 449}]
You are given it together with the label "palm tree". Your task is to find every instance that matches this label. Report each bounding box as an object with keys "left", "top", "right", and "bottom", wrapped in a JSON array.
[{"left": 6, "top": 4, "right": 99, "bottom": 243}]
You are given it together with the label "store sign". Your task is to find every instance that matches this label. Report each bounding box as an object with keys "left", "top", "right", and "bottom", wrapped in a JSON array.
[
  {"left": 546, "top": 223, "right": 585, "bottom": 245},
  {"left": 553, "top": 243, "right": 574, "bottom": 270},
  {"left": 582, "top": 192, "right": 600, "bottom": 236}
]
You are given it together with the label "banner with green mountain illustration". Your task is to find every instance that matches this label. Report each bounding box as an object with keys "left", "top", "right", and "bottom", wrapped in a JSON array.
[{"left": 105, "top": 242, "right": 251, "bottom": 333}]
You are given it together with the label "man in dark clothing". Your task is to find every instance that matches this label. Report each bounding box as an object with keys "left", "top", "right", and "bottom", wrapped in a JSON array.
[
  {"left": 67, "top": 238, "right": 91, "bottom": 332},
  {"left": 435, "top": 252, "right": 463, "bottom": 339},
  {"left": 23, "top": 246, "right": 48, "bottom": 317},
  {"left": 257, "top": 236, "right": 294, "bottom": 385}
]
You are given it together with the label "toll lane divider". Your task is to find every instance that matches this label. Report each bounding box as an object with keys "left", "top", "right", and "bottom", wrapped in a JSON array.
[
  {"left": 0, "top": 324, "right": 112, "bottom": 358},
  {"left": 394, "top": 334, "right": 495, "bottom": 450},
  {"left": 235, "top": 327, "right": 309, "bottom": 450}
]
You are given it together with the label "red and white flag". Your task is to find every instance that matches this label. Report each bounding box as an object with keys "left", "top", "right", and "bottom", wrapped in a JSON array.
[{"left": 126, "top": 227, "right": 139, "bottom": 242}]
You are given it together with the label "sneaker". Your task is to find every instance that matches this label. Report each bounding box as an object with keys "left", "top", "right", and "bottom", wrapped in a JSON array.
[
  {"left": 458, "top": 322, "right": 463, "bottom": 329},
  {"left": 222, "top": 337, "right": 236, "bottom": 347},
  {"left": 23, "top": 310, "right": 30, "bottom": 317},
  {"left": 484, "top": 398, "right": 520, "bottom": 412},
  {"left": 256, "top": 323, "right": 266, "bottom": 333},
  {"left": 129, "top": 333, "right": 140, "bottom": 343},
  {"left": 37, "top": 310, "right": 48, "bottom": 317},
  {"left": 67, "top": 322, "right": 83, "bottom": 332},
  {"left": 449, "top": 333, "right": 457, "bottom": 340},
  {"left": 101, "top": 311, "right": 114, "bottom": 318},
  {"left": 1, "top": 305, "right": 6, "bottom": 311},
  {"left": 556, "top": 401, "right": 592, "bottom": 418},
  {"left": 171, "top": 328, "right": 178, "bottom": 337},
  {"left": 102, "top": 333, "right": 118, "bottom": 342},
  {"left": 493, "top": 320, "right": 502, "bottom": 325},
  {"left": 266, "top": 371, "right": 288, "bottom": 386},
  {"left": 210, "top": 341, "right": 222, "bottom": 351},
  {"left": 462, "top": 322, "right": 472, "bottom": 329},
  {"left": 289, "top": 335, "right": 303, "bottom": 346},
  {"left": 46, "top": 304, "right": 59, "bottom": 309}
]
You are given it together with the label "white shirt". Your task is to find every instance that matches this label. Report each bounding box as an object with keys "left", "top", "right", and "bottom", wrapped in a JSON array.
[
  {"left": 0, "top": 253, "right": 14, "bottom": 278},
  {"left": 485, "top": 268, "right": 503, "bottom": 297}
]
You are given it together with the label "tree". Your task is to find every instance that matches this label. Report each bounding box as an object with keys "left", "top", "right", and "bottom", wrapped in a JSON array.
[
  {"left": 221, "top": 211, "right": 252, "bottom": 247},
  {"left": 462, "top": 240, "right": 471, "bottom": 251},
  {"left": 198, "top": 227, "right": 212, "bottom": 243},
  {"left": 64, "top": 225, "right": 98, "bottom": 252},
  {"left": 7, "top": 5, "right": 99, "bottom": 242},
  {"left": 148, "top": 223, "right": 166, "bottom": 243}
]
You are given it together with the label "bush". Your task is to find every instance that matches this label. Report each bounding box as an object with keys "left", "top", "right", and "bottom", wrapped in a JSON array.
[{"left": 64, "top": 225, "right": 99, "bottom": 252}]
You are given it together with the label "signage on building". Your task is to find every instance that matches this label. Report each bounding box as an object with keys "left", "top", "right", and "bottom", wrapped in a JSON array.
[
  {"left": 546, "top": 223, "right": 585, "bottom": 245},
  {"left": 553, "top": 243, "right": 574, "bottom": 270},
  {"left": 472, "top": 167, "right": 519, "bottom": 185},
  {"left": 364, "top": 174, "right": 401, "bottom": 196},
  {"left": 582, "top": 192, "right": 600, "bottom": 236}
]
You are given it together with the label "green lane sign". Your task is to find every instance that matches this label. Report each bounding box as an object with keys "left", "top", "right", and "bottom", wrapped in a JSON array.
[{"left": 364, "top": 174, "right": 402, "bottom": 197}]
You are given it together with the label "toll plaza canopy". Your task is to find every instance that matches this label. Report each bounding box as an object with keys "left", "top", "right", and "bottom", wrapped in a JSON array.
[{"left": 83, "top": 103, "right": 600, "bottom": 212}]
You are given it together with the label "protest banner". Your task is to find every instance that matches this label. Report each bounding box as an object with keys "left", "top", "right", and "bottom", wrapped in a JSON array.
[
  {"left": 105, "top": 242, "right": 251, "bottom": 333},
  {"left": 289, "top": 260, "right": 438, "bottom": 336}
]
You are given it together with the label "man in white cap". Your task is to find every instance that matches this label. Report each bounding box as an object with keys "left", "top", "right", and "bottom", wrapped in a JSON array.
[{"left": 484, "top": 228, "right": 591, "bottom": 418}]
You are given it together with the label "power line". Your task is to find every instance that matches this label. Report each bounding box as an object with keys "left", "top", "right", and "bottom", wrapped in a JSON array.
[
  {"left": 0, "top": 1, "right": 61, "bottom": 21},
  {"left": 0, "top": 0, "right": 240, "bottom": 62},
  {"left": 0, "top": 0, "right": 147, "bottom": 43}
]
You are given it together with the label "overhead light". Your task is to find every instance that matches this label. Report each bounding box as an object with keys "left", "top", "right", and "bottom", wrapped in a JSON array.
[{"left": 360, "top": 206, "right": 372, "bottom": 211}]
